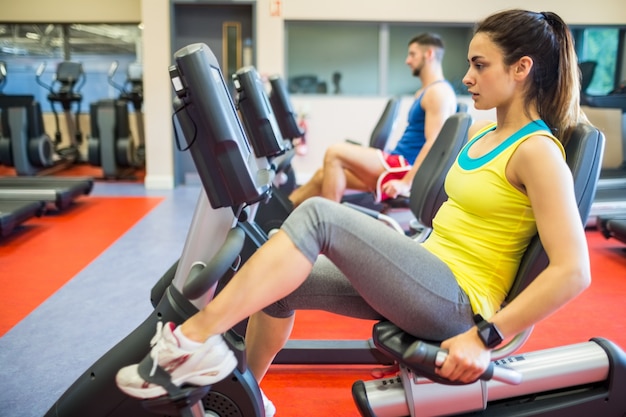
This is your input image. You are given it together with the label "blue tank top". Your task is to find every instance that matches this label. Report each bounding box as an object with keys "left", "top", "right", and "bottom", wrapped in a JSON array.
[{"left": 391, "top": 80, "right": 448, "bottom": 164}]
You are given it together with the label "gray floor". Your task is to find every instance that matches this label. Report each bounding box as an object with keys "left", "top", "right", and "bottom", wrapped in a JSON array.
[{"left": 0, "top": 182, "right": 202, "bottom": 417}]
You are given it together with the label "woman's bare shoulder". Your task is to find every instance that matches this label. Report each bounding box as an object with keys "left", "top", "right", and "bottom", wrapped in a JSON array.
[{"left": 468, "top": 119, "right": 494, "bottom": 138}]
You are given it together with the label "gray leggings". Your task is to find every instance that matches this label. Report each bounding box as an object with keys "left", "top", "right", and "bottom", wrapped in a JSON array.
[{"left": 263, "top": 197, "right": 474, "bottom": 341}]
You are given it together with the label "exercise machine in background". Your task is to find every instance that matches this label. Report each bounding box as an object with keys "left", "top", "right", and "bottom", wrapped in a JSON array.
[
  {"left": 266, "top": 74, "right": 306, "bottom": 194},
  {"left": 0, "top": 61, "right": 55, "bottom": 176},
  {"left": 35, "top": 60, "right": 85, "bottom": 162},
  {"left": 117, "top": 61, "right": 145, "bottom": 166},
  {"left": 0, "top": 61, "right": 92, "bottom": 219},
  {"left": 0, "top": 63, "right": 47, "bottom": 237},
  {"left": 88, "top": 61, "right": 145, "bottom": 179},
  {"left": 253, "top": 78, "right": 402, "bottom": 236}
]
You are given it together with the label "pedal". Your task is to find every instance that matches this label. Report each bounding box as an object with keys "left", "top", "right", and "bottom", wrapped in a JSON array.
[{"left": 141, "top": 385, "right": 210, "bottom": 416}]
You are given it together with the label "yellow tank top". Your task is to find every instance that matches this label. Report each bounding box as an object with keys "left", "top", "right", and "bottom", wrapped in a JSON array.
[{"left": 421, "top": 120, "right": 565, "bottom": 318}]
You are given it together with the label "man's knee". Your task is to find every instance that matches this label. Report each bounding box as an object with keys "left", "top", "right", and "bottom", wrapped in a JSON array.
[
  {"left": 324, "top": 142, "right": 355, "bottom": 165},
  {"left": 311, "top": 169, "right": 324, "bottom": 185}
]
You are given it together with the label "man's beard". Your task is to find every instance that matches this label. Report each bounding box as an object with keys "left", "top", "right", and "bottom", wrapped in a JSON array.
[{"left": 412, "top": 64, "right": 422, "bottom": 77}]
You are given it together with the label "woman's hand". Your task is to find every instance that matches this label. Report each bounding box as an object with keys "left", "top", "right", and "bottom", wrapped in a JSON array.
[{"left": 436, "top": 328, "right": 492, "bottom": 383}]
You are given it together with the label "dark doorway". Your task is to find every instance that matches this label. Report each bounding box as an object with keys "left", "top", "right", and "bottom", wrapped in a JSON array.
[{"left": 172, "top": 2, "right": 255, "bottom": 185}]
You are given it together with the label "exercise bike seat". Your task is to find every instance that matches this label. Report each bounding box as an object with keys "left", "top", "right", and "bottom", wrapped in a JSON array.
[{"left": 367, "top": 122, "right": 605, "bottom": 387}]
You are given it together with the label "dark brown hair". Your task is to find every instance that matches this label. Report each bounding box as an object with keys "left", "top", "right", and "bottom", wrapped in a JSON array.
[
  {"left": 409, "top": 33, "right": 445, "bottom": 61},
  {"left": 475, "top": 9, "right": 585, "bottom": 143}
]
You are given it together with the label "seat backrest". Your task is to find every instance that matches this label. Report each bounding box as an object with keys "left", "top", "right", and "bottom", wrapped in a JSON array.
[
  {"left": 408, "top": 112, "right": 472, "bottom": 228},
  {"left": 369, "top": 97, "right": 401, "bottom": 151},
  {"left": 579, "top": 61, "right": 597, "bottom": 94},
  {"left": 504, "top": 123, "right": 605, "bottom": 304},
  {"left": 0, "top": 61, "right": 6, "bottom": 92},
  {"left": 456, "top": 102, "right": 469, "bottom": 113}
]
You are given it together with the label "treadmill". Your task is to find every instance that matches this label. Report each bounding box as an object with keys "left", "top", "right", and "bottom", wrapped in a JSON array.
[
  {"left": 0, "top": 198, "right": 45, "bottom": 238},
  {"left": 0, "top": 101, "right": 94, "bottom": 211},
  {"left": 0, "top": 62, "right": 94, "bottom": 213},
  {"left": 0, "top": 176, "right": 94, "bottom": 211}
]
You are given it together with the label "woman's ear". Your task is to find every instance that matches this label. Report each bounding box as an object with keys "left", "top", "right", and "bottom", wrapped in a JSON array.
[{"left": 514, "top": 56, "right": 534, "bottom": 80}]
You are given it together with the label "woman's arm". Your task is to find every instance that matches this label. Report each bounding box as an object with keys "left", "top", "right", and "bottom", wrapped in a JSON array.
[
  {"left": 437, "top": 134, "right": 591, "bottom": 383},
  {"left": 491, "top": 134, "right": 591, "bottom": 337}
]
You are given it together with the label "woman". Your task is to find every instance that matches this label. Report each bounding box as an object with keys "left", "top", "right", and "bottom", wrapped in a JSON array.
[{"left": 116, "top": 8, "right": 591, "bottom": 413}]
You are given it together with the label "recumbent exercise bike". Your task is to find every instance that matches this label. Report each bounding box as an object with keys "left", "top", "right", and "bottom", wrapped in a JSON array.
[{"left": 43, "top": 43, "right": 287, "bottom": 417}]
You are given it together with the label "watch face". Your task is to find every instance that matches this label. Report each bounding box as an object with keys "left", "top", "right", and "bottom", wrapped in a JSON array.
[
  {"left": 485, "top": 326, "right": 500, "bottom": 348},
  {"left": 476, "top": 318, "right": 503, "bottom": 348}
]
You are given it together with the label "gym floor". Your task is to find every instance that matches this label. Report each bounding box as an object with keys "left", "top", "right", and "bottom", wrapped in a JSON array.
[
  {"left": 0, "top": 181, "right": 200, "bottom": 416},
  {"left": 1, "top": 180, "right": 625, "bottom": 417}
]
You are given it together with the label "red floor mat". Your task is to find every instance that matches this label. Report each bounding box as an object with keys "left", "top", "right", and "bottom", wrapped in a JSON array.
[{"left": 0, "top": 196, "right": 163, "bottom": 336}]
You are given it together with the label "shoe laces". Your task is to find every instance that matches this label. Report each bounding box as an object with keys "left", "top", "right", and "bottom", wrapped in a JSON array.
[{"left": 149, "top": 321, "right": 166, "bottom": 377}]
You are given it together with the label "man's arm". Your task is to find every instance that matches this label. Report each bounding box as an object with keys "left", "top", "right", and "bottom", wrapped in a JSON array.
[{"left": 382, "top": 83, "right": 457, "bottom": 198}]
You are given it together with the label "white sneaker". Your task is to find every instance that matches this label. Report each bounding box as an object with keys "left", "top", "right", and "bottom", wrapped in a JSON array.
[
  {"left": 116, "top": 321, "right": 238, "bottom": 399},
  {"left": 260, "top": 388, "right": 276, "bottom": 417}
]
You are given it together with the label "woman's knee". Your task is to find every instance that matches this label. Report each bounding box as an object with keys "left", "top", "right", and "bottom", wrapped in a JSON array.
[{"left": 296, "top": 196, "right": 335, "bottom": 218}]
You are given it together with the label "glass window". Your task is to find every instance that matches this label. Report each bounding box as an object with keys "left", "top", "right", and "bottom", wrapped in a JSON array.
[
  {"left": 284, "top": 22, "right": 473, "bottom": 97},
  {"left": 388, "top": 25, "right": 472, "bottom": 96},
  {"left": 0, "top": 23, "right": 141, "bottom": 112},
  {"left": 577, "top": 28, "right": 620, "bottom": 95},
  {"left": 285, "top": 21, "right": 379, "bottom": 95}
]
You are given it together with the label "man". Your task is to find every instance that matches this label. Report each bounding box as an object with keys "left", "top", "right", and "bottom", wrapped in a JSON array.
[{"left": 289, "top": 32, "right": 458, "bottom": 207}]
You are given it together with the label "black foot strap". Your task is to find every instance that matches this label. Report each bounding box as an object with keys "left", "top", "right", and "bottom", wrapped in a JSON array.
[
  {"left": 137, "top": 353, "right": 212, "bottom": 415},
  {"left": 137, "top": 353, "right": 184, "bottom": 398}
]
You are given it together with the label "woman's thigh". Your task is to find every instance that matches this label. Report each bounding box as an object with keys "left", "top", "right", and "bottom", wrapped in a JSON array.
[{"left": 280, "top": 197, "right": 474, "bottom": 339}]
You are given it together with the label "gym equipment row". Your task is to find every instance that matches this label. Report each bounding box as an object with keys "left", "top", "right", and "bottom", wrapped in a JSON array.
[
  {"left": 0, "top": 198, "right": 45, "bottom": 238},
  {"left": 0, "top": 62, "right": 94, "bottom": 238},
  {"left": 43, "top": 43, "right": 626, "bottom": 417},
  {"left": 43, "top": 43, "right": 280, "bottom": 417},
  {"left": 0, "top": 59, "right": 145, "bottom": 180},
  {"left": 0, "top": 176, "right": 94, "bottom": 239}
]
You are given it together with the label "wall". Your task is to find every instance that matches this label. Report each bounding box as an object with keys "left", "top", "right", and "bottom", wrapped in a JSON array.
[
  {"left": 288, "top": 95, "right": 496, "bottom": 183},
  {"left": 280, "top": 0, "right": 626, "bottom": 23},
  {"left": 1, "top": 0, "right": 140, "bottom": 22},
  {"left": 141, "top": 0, "right": 176, "bottom": 189},
  {"left": 4, "top": 0, "right": 625, "bottom": 187}
]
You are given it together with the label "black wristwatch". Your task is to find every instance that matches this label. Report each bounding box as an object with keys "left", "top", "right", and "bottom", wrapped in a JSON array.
[{"left": 473, "top": 314, "right": 504, "bottom": 349}]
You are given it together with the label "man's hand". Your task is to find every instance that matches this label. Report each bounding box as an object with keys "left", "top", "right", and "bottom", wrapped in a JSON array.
[{"left": 381, "top": 179, "right": 411, "bottom": 199}]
